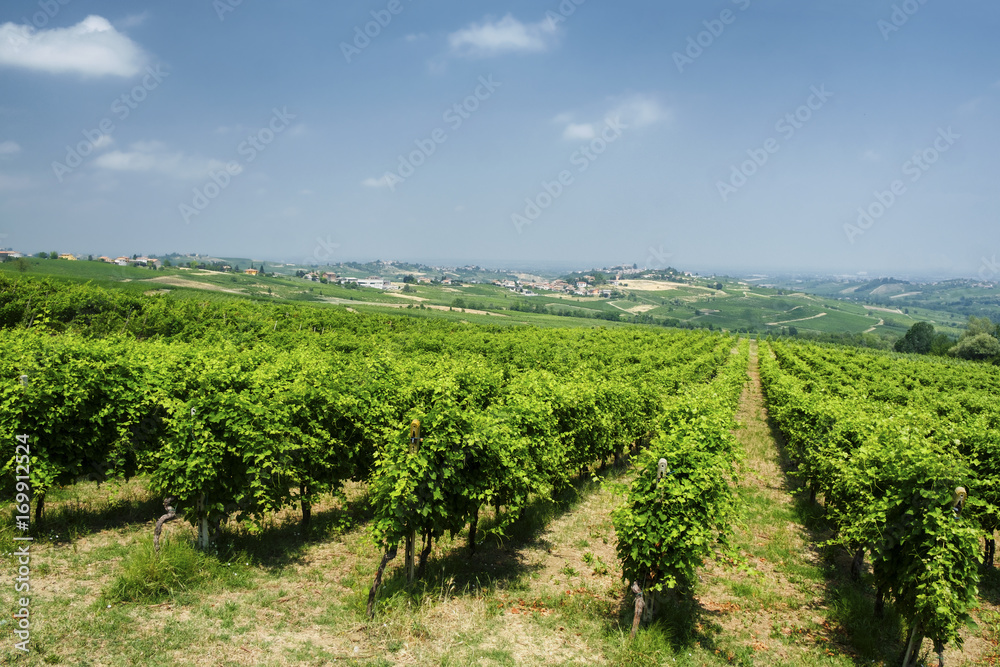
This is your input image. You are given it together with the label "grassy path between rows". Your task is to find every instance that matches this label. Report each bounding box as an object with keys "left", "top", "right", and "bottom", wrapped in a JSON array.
[{"left": 688, "top": 342, "right": 999, "bottom": 667}]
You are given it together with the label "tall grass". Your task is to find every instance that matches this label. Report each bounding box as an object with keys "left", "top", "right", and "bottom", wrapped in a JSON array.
[{"left": 102, "top": 536, "right": 211, "bottom": 604}]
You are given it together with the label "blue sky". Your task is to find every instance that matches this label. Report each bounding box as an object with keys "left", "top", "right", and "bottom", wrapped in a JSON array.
[{"left": 1, "top": 0, "right": 997, "bottom": 276}]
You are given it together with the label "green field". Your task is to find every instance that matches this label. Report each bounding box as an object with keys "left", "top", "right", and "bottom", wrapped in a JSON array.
[{"left": 1, "top": 257, "right": 993, "bottom": 343}]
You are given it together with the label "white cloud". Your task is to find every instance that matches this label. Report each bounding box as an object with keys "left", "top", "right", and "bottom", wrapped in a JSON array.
[
  {"left": 558, "top": 95, "right": 669, "bottom": 141},
  {"left": 0, "top": 15, "right": 147, "bottom": 77},
  {"left": 405, "top": 33, "right": 427, "bottom": 42},
  {"left": 608, "top": 95, "right": 670, "bottom": 128},
  {"left": 862, "top": 150, "right": 881, "bottom": 162},
  {"left": 89, "top": 134, "right": 114, "bottom": 151},
  {"left": 448, "top": 14, "right": 558, "bottom": 58},
  {"left": 93, "top": 141, "right": 234, "bottom": 179},
  {"left": 563, "top": 123, "right": 596, "bottom": 141},
  {"left": 362, "top": 176, "right": 392, "bottom": 188},
  {"left": 0, "top": 140, "right": 21, "bottom": 156}
]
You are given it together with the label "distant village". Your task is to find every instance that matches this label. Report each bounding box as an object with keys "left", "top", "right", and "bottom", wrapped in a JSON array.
[
  {"left": 1, "top": 250, "right": 695, "bottom": 300},
  {"left": 0, "top": 249, "right": 162, "bottom": 267}
]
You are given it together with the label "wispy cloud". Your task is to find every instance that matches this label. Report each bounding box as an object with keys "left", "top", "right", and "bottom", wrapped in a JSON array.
[
  {"left": 0, "top": 15, "right": 147, "bottom": 77},
  {"left": 563, "top": 123, "right": 596, "bottom": 141},
  {"left": 448, "top": 14, "right": 558, "bottom": 58},
  {"left": 862, "top": 149, "right": 881, "bottom": 162},
  {"left": 0, "top": 140, "right": 21, "bottom": 156},
  {"left": 557, "top": 94, "right": 669, "bottom": 141},
  {"left": 91, "top": 134, "right": 115, "bottom": 150},
  {"left": 609, "top": 95, "right": 670, "bottom": 128},
  {"left": 93, "top": 141, "right": 234, "bottom": 179},
  {"left": 362, "top": 175, "right": 392, "bottom": 188}
]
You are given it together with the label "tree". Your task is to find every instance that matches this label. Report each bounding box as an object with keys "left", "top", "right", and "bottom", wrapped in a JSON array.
[
  {"left": 895, "top": 322, "right": 935, "bottom": 354},
  {"left": 930, "top": 333, "right": 953, "bottom": 356},
  {"left": 49, "top": 251, "right": 58, "bottom": 259},
  {"left": 403, "top": 275, "right": 416, "bottom": 283},
  {"left": 964, "top": 316, "right": 998, "bottom": 339},
  {"left": 949, "top": 333, "right": 1000, "bottom": 361},
  {"left": 36, "top": 251, "right": 46, "bottom": 259},
  {"left": 88, "top": 254, "right": 94, "bottom": 261}
]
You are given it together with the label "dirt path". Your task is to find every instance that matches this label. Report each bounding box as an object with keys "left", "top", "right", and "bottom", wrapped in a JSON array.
[
  {"left": 863, "top": 318, "right": 884, "bottom": 333},
  {"left": 141, "top": 275, "right": 244, "bottom": 294},
  {"left": 320, "top": 297, "right": 509, "bottom": 317},
  {"left": 765, "top": 312, "right": 827, "bottom": 326},
  {"left": 864, "top": 305, "right": 904, "bottom": 315}
]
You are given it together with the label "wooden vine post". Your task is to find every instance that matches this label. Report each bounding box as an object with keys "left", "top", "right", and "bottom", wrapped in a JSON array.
[
  {"left": 197, "top": 493, "right": 210, "bottom": 550},
  {"left": 629, "top": 582, "right": 644, "bottom": 638},
  {"left": 153, "top": 496, "right": 179, "bottom": 552}
]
